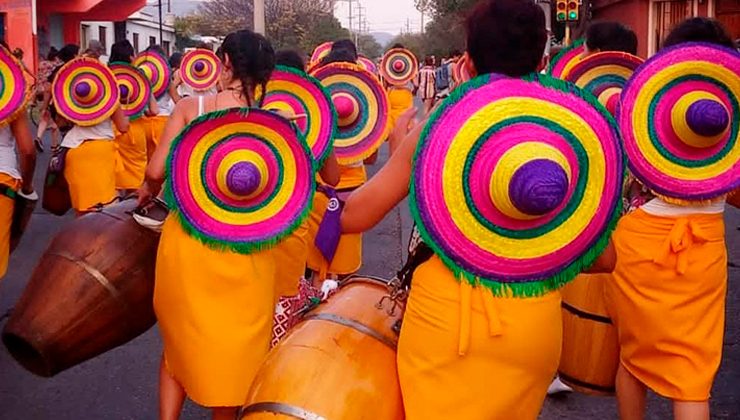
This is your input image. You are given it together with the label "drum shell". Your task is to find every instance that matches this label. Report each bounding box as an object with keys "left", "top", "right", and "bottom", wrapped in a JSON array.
[
  {"left": 558, "top": 273, "right": 619, "bottom": 395},
  {"left": 2, "top": 200, "right": 159, "bottom": 377},
  {"left": 242, "top": 277, "right": 405, "bottom": 420}
]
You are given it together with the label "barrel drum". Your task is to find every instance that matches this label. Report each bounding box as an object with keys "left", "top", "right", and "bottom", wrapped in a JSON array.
[
  {"left": 241, "top": 276, "right": 405, "bottom": 420},
  {"left": 558, "top": 273, "right": 619, "bottom": 395},
  {"left": 2, "top": 200, "right": 160, "bottom": 377}
]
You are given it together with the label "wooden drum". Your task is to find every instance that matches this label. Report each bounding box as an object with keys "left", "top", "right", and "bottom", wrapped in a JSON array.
[
  {"left": 558, "top": 273, "right": 619, "bottom": 395},
  {"left": 241, "top": 276, "right": 405, "bottom": 420},
  {"left": 2, "top": 199, "right": 160, "bottom": 377}
]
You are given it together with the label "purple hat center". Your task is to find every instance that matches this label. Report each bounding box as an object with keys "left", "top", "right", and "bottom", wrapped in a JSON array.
[
  {"left": 509, "top": 159, "right": 569, "bottom": 216},
  {"left": 226, "top": 162, "right": 261, "bottom": 196},
  {"left": 119, "top": 85, "right": 130, "bottom": 99},
  {"left": 194, "top": 60, "right": 206, "bottom": 72},
  {"left": 686, "top": 99, "right": 729, "bottom": 137},
  {"left": 75, "top": 81, "right": 92, "bottom": 98}
]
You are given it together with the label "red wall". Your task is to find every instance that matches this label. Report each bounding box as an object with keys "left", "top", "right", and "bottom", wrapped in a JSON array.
[{"left": 591, "top": 0, "right": 651, "bottom": 58}]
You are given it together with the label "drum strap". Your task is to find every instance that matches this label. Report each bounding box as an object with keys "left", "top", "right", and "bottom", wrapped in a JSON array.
[
  {"left": 396, "top": 230, "right": 434, "bottom": 290},
  {"left": 0, "top": 184, "right": 16, "bottom": 200}
]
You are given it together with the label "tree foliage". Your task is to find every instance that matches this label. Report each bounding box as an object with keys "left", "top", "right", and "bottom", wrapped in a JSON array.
[
  {"left": 189, "top": 0, "right": 346, "bottom": 54},
  {"left": 357, "top": 34, "right": 383, "bottom": 59}
]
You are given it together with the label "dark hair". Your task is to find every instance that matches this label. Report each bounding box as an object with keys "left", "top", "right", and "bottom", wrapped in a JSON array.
[
  {"left": 466, "top": 0, "right": 546, "bottom": 77},
  {"left": 320, "top": 48, "right": 358, "bottom": 67},
  {"left": 0, "top": 40, "right": 8, "bottom": 50},
  {"left": 47, "top": 47, "right": 59, "bottom": 61},
  {"left": 424, "top": 56, "right": 435, "bottom": 66},
  {"left": 585, "top": 21, "right": 638, "bottom": 54},
  {"left": 319, "top": 39, "right": 358, "bottom": 67},
  {"left": 195, "top": 41, "right": 211, "bottom": 51},
  {"left": 391, "top": 43, "right": 405, "bottom": 49},
  {"left": 449, "top": 49, "right": 462, "bottom": 58},
  {"left": 58, "top": 44, "right": 80, "bottom": 63},
  {"left": 663, "top": 17, "right": 736, "bottom": 50},
  {"left": 147, "top": 44, "right": 167, "bottom": 57},
  {"left": 109, "top": 40, "right": 135, "bottom": 64},
  {"left": 276, "top": 50, "right": 305, "bottom": 71},
  {"left": 221, "top": 29, "right": 275, "bottom": 107},
  {"left": 169, "top": 52, "right": 183, "bottom": 70}
]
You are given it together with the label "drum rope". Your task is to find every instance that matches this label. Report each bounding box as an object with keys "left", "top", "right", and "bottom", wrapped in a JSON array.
[{"left": 303, "top": 312, "right": 397, "bottom": 349}]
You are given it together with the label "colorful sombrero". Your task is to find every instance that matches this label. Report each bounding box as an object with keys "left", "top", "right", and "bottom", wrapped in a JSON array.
[
  {"left": 548, "top": 39, "right": 585, "bottom": 79},
  {"left": 0, "top": 44, "right": 31, "bottom": 127},
  {"left": 452, "top": 56, "right": 472, "bottom": 86},
  {"left": 165, "top": 108, "right": 315, "bottom": 253},
  {"left": 563, "top": 51, "right": 644, "bottom": 115},
  {"left": 380, "top": 48, "right": 418, "bottom": 86},
  {"left": 133, "top": 51, "right": 171, "bottom": 100},
  {"left": 311, "top": 42, "right": 333, "bottom": 65},
  {"left": 110, "top": 62, "right": 151, "bottom": 120},
  {"left": 180, "top": 49, "right": 222, "bottom": 92},
  {"left": 52, "top": 57, "right": 120, "bottom": 126},
  {"left": 619, "top": 42, "right": 740, "bottom": 202},
  {"left": 311, "top": 62, "right": 391, "bottom": 165},
  {"left": 357, "top": 56, "right": 378, "bottom": 75},
  {"left": 261, "top": 65, "right": 336, "bottom": 166},
  {"left": 410, "top": 74, "right": 624, "bottom": 295}
]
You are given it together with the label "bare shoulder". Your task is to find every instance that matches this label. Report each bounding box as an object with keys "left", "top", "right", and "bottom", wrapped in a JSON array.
[{"left": 174, "top": 96, "right": 199, "bottom": 121}]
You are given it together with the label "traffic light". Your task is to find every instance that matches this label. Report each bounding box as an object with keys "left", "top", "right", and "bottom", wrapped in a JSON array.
[
  {"left": 556, "top": 0, "right": 568, "bottom": 22},
  {"left": 567, "top": 0, "right": 580, "bottom": 21}
]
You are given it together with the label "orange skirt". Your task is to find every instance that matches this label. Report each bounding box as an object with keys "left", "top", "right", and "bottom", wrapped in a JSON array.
[
  {"left": 114, "top": 119, "right": 148, "bottom": 190},
  {"left": 0, "top": 173, "right": 19, "bottom": 279},
  {"left": 64, "top": 140, "right": 117, "bottom": 211},
  {"left": 147, "top": 115, "right": 168, "bottom": 160},
  {"left": 305, "top": 190, "right": 362, "bottom": 276},
  {"left": 398, "top": 255, "right": 561, "bottom": 419},
  {"left": 605, "top": 209, "right": 727, "bottom": 401}
]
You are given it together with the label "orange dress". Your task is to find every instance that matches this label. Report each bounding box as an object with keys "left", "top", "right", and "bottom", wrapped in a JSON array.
[
  {"left": 398, "top": 255, "right": 562, "bottom": 419},
  {"left": 0, "top": 173, "right": 19, "bottom": 278},
  {"left": 605, "top": 208, "right": 727, "bottom": 400},
  {"left": 154, "top": 217, "right": 276, "bottom": 407},
  {"left": 306, "top": 164, "right": 366, "bottom": 276}
]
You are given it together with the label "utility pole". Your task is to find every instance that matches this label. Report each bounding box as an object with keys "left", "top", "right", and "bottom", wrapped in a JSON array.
[
  {"left": 356, "top": 4, "right": 364, "bottom": 46},
  {"left": 348, "top": 0, "right": 353, "bottom": 37},
  {"left": 158, "top": 0, "right": 163, "bottom": 44},
  {"left": 406, "top": 18, "right": 411, "bottom": 34},
  {"left": 254, "top": 0, "right": 265, "bottom": 35}
]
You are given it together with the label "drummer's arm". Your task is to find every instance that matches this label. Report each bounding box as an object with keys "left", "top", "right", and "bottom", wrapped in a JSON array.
[
  {"left": 169, "top": 71, "right": 183, "bottom": 104},
  {"left": 141, "top": 99, "right": 190, "bottom": 200},
  {"left": 319, "top": 151, "right": 340, "bottom": 187},
  {"left": 147, "top": 94, "right": 159, "bottom": 117},
  {"left": 11, "top": 114, "right": 36, "bottom": 194},
  {"left": 584, "top": 239, "right": 616, "bottom": 274},
  {"left": 111, "top": 107, "right": 129, "bottom": 134},
  {"left": 341, "top": 122, "right": 423, "bottom": 234}
]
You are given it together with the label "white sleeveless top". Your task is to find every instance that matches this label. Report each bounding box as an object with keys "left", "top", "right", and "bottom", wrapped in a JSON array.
[
  {"left": 157, "top": 94, "right": 174, "bottom": 116},
  {"left": 61, "top": 120, "right": 115, "bottom": 149},
  {"left": 0, "top": 126, "right": 21, "bottom": 179},
  {"left": 641, "top": 197, "right": 725, "bottom": 216}
]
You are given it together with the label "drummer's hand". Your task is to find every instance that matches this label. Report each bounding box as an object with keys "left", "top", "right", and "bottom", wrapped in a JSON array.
[
  {"left": 137, "top": 181, "right": 159, "bottom": 207},
  {"left": 389, "top": 107, "right": 418, "bottom": 155}
]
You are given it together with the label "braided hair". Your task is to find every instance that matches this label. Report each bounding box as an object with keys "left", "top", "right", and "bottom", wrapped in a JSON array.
[{"left": 220, "top": 30, "right": 276, "bottom": 107}]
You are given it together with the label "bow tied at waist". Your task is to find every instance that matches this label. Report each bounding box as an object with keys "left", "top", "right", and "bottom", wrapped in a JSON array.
[{"left": 654, "top": 217, "right": 711, "bottom": 275}]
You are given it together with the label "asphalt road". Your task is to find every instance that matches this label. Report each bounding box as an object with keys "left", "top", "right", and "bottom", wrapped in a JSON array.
[{"left": 0, "top": 144, "right": 738, "bottom": 419}]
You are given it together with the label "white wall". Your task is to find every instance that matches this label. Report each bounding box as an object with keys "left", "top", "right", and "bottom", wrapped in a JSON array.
[{"left": 82, "top": 10, "right": 175, "bottom": 61}]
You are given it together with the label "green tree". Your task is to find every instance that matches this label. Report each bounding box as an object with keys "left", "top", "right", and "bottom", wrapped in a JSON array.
[
  {"left": 174, "top": 15, "right": 205, "bottom": 50},
  {"left": 357, "top": 33, "right": 382, "bottom": 59},
  {"left": 386, "top": 33, "right": 426, "bottom": 59}
]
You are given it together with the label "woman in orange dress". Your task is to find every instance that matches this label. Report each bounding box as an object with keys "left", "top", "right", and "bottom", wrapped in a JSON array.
[
  {"left": 341, "top": 1, "right": 617, "bottom": 418},
  {"left": 138, "top": 30, "right": 280, "bottom": 420},
  {"left": 605, "top": 18, "right": 739, "bottom": 420}
]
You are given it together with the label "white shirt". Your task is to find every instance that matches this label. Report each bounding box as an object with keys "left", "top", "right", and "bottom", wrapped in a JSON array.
[
  {"left": 61, "top": 120, "right": 115, "bottom": 149},
  {"left": 157, "top": 95, "right": 175, "bottom": 116},
  {"left": 0, "top": 126, "right": 21, "bottom": 179},
  {"left": 641, "top": 196, "right": 725, "bottom": 216}
]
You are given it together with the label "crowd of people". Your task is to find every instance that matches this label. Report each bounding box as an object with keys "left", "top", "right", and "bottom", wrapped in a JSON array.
[{"left": 0, "top": 0, "right": 738, "bottom": 419}]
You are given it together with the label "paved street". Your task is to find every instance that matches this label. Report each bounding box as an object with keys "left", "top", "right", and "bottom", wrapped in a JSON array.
[{"left": 0, "top": 145, "right": 738, "bottom": 419}]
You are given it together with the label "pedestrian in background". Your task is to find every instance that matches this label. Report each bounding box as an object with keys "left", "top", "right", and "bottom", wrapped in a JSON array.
[{"left": 417, "top": 55, "right": 437, "bottom": 114}]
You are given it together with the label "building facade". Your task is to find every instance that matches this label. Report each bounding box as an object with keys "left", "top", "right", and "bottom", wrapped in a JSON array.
[
  {"left": 591, "top": 0, "right": 739, "bottom": 57},
  {"left": 82, "top": 7, "right": 176, "bottom": 61},
  {"left": 0, "top": 0, "right": 145, "bottom": 71}
]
